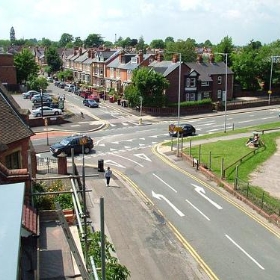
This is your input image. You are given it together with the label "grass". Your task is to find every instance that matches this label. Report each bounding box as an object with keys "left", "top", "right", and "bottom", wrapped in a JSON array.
[{"left": 165, "top": 121, "right": 280, "bottom": 215}]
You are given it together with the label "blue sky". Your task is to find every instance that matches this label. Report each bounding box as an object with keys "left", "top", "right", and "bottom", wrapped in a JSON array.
[{"left": 1, "top": 0, "right": 279, "bottom": 46}]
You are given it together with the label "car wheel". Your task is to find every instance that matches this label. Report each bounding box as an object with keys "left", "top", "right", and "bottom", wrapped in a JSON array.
[
  {"left": 36, "top": 113, "right": 41, "bottom": 117},
  {"left": 84, "top": 147, "right": 90, "bottom": 154},
  {"left": 54, "top": 111, "right": 59, "bottom": 115}
]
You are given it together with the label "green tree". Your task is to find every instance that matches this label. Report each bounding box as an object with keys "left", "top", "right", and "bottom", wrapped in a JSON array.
[
  {"left": 59, "top": 33, "right": 74, "bottom": 47},
  {"left": 14, "top": 48, "right": 39, "bottom": 83},
  {"left": 165, "top": 37, "right": 174, "bottom": 44},
  {"left": 165, "top": 39, "right": 196, "bottom": 62},
  {"left": 73, "top": 37, "right": 83, "bottom": 47},
  {"left": 41, "top": 38, "right": 52, "bottom": 47},
  {"left": 26, "top": 76, "right": 48, "bottom": 92},
  {"left": 84, "top": 34, "right": 104, "bottom": 48},
  {"left": 126, "top": 67, "right": 169, "bottom": 107},
  {"left": 45, "top": 46, "right": 63, "bottom": 73},
  {"left": 136, "top": 36, "right": 146, "bottom": 51},
  {"left": 214, "top": 36, "right": 235, "bottom": 67},
  {"left": 150, "top": 39, "right": 165, "bottom": 49},
  {"left": 86, "top": 231, "right": 130, "bottom": 280}
]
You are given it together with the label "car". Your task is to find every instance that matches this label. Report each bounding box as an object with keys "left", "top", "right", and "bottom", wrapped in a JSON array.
[
  {"left": 31, "top": 106, "right": 62, "bottom": 117},
  {"left": 64, "top": 84, "right": 75, "bottom": 92},
  {"left": 50, "top": 135, "right": 94, "bottom": 156},
  {"left": 83, "top": 99, "right": 99, "bottom": 108},
  {"left": 169, "top": 124, "right": 196, "bottom": 137},
  {"left": 47, "top": 77, "right": 53, "bottom": 82},
  {"left": 31, "top": 94, "right": 52, "bottom": 103},
  {"left": 22, "top": 90, "right": 40, "bottom": 99}
]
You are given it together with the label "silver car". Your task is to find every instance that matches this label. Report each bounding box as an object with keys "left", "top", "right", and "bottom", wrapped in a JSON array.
[
  {"left": 31, "top": 106, "right": 62, "bottom": 117},
  {"left": 31, "top": 94, "right": 52, "bottom": 103},
  {"left": 22, "top": 90, "right": 40, "bottom": 99}
]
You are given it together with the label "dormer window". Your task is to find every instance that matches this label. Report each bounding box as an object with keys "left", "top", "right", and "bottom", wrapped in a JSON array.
[
  {"left": 131, "top": 57, "right": 137, "bottom": 64},
  {"left": 218, "top": 76, "right": 222, "bottom": 84}
]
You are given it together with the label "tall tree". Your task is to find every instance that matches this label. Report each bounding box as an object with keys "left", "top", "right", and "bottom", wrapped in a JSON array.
[
  {"left": 45, "top": 46, "right": 62, "bottom": 73},
  {"left": 136, "top": 36, "right": 145, "bottom": 51},
  {"left": 84, "top": 34, "right": 104, "bottom": 48},
  {"left": 214, "top": 36, "right": 234, "bottom": 67},
  {"left": 125, "top": 67, "right": 169, "bottom": 107},
  {"left": 150, "top": 39, "right": 165, "bottom": 49},
  {"left": 59, "top": 33, "right": 74, "bottom": 47},
  {"left": 165, "top": 39, "right": 196, "bottom": 62},
  {"left": 14, "top": 48, "right": 39, "bottom": 83},
  {"left": 73, "top": 37, "right": 83, "bottom": 47}
]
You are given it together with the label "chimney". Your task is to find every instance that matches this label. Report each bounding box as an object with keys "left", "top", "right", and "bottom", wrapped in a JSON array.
[
  {"left": 137, "top": 50, "right": 143, "bottom": 64},
  {"left": 157, "top": 52, "right": 164, "bottom": 62},
  {"left": 196, "top": 54, "right": 203, "bottom": 63},
  {"left": 172, "top": 54, "right": 178, "bottom": 63},
  {"left": 79, "top": 47, "right": 82, "bottom": 55},
  {"left": 88, "top": 50, "right": 91, "bottom": 58},
  {"left": 208, "top": 53, "right": 215, "bottom": 63}
]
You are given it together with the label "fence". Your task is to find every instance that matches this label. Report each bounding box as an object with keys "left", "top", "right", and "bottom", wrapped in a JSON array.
[
  {"left": 36, "top": 157, "right": 58, "bottom": 174},
  {"left": 235, "top": 177, "right": 280, "bottom": 216}
]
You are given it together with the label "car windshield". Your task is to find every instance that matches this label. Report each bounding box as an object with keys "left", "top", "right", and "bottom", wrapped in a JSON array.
[{"left": 60, "top": 139, "right": 71, "bottom": 145}]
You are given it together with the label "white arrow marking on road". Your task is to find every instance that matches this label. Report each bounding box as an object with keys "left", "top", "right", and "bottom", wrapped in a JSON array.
[
  {"left": 139, "top": 138, "right": 145, "bottom": 140},
  {"left": 112, "top": 154, "right": 143, "bottom": 167},
  {"left": 111, "top": 141, "right": 120, "bottom": 144},
  {"left": 192, "top": 184, "right": 223, "bottom": 210},
  {"left": 152, "top": 191, "right": 185, "bottom": 217},
  {"left": 104, "top": 160, "right": 125, "bottom": 168},
  {"left": 134, "top": 153, "right": 152, "bottom": 162}
]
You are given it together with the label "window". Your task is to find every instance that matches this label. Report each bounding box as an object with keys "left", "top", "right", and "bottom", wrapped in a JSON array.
[
  {"left": 186, "top": 78, "right": 196, "bottom": 88},
  {"left": 218, "top": 76, "right": 222, "bottom": 84},
  {"left": 5, "top": 151, "right": 21, "bottom": 169},
  {"left": 217, "top": 90, "right": 222, "bottom": 99},
  {"left": 201, "top": 81, "right": 209, "bottom": 86}
]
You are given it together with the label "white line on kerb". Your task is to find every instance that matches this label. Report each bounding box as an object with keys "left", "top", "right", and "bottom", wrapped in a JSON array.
[{"left": 225, "top": 234, "right": 265, "bottom": 270}]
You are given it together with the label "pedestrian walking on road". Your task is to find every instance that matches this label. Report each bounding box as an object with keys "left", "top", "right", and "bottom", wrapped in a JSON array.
[{"left": 104, "top": 166, "right": 112, "bottom": 187}]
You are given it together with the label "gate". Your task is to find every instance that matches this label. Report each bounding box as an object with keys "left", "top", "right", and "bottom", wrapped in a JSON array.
[{"left": 36, "top": 157, "right": 58, "bottom": 174}]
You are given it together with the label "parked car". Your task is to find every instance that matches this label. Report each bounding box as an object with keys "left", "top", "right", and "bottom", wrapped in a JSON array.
[
  {"left": 64, "top": 84, "right": 75, "bottom": 92},
  {"left": 31, "top": 106, "right": 62, "bottom": 117},
  {"left": 22, "top": 90, "right": 40, "bottom": 99},
  {"left": 169, "top": 124, "right": 196, "bottom": 137},
  {"left": 50, "top": 135, "right": 94, "bottom": 156},
  {"left": 47, "top": 77, "right": 53, "bottom": 82},
  {"left": 83, "top": 99, "right": 99, "bottom": 108},
  {"left": 31, "top": 94, "right": 52, "bottom": 103}
]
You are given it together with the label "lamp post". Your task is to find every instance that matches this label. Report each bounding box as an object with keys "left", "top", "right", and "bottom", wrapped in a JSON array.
[
  {"left": 40, "top": 88, "right": 44, "bottom": 117},
  {"left": 269, "top": 56, "right": 280, "bottom": 105},
  {"left": 216, "top": 53, "right": 228, "bottom": 133}
]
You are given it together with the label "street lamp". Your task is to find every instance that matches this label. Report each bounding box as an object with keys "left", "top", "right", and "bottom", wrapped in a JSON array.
[
  {"left": 269, "top": 56, "right": 280, "bottom": 105},
  {"left": 40, "top": 88, "right": 44, "bottom": 117},
  {"left": 216, "top": 53, "right": 228, "bottom": 133}
]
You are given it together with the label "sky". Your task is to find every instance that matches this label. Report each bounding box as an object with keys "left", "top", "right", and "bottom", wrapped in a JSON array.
[{"left": 1, "top": 0, "right": 280, "bottom": 46}]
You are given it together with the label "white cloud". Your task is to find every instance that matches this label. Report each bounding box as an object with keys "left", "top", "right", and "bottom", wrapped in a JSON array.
[{"left": 1, "top": 0, "right": 280, "bottom": 45}]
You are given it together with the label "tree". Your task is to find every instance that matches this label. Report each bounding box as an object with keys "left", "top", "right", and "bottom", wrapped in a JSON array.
[
  {"left": 41, "top": 38, "right": 52, "bottom": 47},
  {"left": 86, "top": 231, "right": 130, "bottom": 280},
  {"left": 45, "top": 46, "right": 62, "bottom": 73},
  {"left": 14, "top": 48, "right": 39, "bottom": 83},
  {"left": 165, "top": 39, "right": 196, "bottom": 62},
  {"left": 136, "top": 36, "right": 145, "bottom": 51},
  {"left": 59, "top": 33, "right": 74, "bottom": 47},
  {"left": 26, "top": 76, "right": 48, "bottom": 92},
  {"left": 214, "top": 36, "right": 235, "bottom": 67},
  {"left": 165, "top": 37, "right": 174, "bottom": 44},
  {"left": 125, "top": 67, "right": 169, "bottom": 107},
  {"left": 73, "top": 37, "right": 83, "bottom": 47},
  {"left": 150, "top": 39, "right": 165, "bottom": 49},
  {"left": 84, "top": 34, "right": 104, "bottom": 48}
]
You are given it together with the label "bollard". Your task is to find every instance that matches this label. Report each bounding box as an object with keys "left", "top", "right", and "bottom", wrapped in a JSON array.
[{"left": 98, "top": 159, "right": 104, "bottom": 172}]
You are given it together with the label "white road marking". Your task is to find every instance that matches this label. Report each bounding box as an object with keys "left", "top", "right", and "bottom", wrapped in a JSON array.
[
  {"left": 225, "top": 234, "right": 265, "bottom": 270},
  {"left": 185, "top": 199, "right": 210, "bottom": 220},
  {"left": 153, "top": 173, "right": 177, "bottom": 192},
  {"left": 152, "top": 191, "right": 185, "bottom": 217},
  {"left": 192, "top": 184, "right": 223, "bottom": 209},
  {"left": 134, "top": 153, "right": 152, "bottom": 161},
  {"left": 111, "top": 154, "right": 143, "bottom": 167},
  {"left": 104, "top": 160, "right": 125, "bottom": 168}
]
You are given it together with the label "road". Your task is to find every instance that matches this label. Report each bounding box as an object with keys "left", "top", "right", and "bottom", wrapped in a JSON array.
[{"left": 24, "top": 84, "right": 280, "bottom": 279}]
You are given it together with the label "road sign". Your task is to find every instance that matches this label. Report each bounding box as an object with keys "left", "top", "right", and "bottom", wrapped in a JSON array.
[
  {"left": 79, "top": 137, "right": 88, "bottom": 145},
  {"left": 268, "top": 90, "right": 272, "bottom": 95},
  {"left": 174, "top": 126, "right": 183, "bottom": 132}
]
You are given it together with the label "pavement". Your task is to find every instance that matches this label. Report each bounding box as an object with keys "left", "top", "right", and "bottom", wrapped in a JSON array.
[{"left": 34, "top": 102, "right": 280, "bottom": 279}]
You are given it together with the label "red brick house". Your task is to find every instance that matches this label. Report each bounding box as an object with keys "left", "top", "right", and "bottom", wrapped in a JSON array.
[
  {"left": 0, "top": 82, "right": 36, "bottom": 202},
  {"left": 0, "top": 53, "right": 17, "bottom": 89}
]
